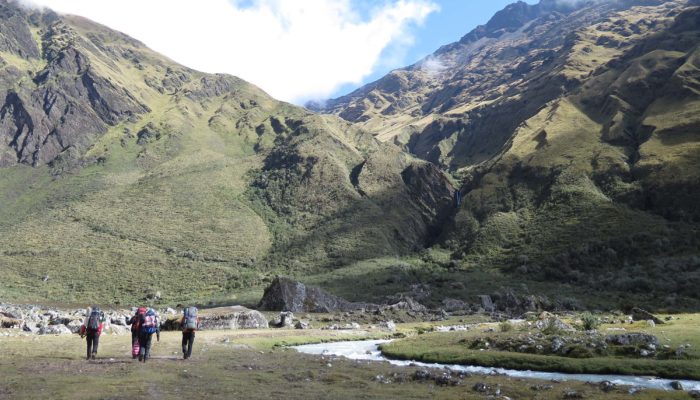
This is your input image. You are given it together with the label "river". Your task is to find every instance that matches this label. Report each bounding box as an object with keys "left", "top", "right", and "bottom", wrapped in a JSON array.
[{"left": 294, "top": 340, "right": 700, "bottom": 392}]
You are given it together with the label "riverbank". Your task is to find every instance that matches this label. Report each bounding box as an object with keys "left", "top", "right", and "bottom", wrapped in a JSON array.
[{"left": 381, "top": 313, "right": 700, "bottom": 381}]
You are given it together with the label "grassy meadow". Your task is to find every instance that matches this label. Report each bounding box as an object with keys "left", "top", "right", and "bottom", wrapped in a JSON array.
[{"left": 1, "top": 318, "right": 698, "bottom": 400}]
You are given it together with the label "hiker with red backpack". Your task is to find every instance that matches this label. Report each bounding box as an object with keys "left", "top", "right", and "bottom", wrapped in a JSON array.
[
  {"left": 180, "top": 306, "right": 199, "bottom": 359},
  {"left": 137, "top": 308, "right": 160, "bottom": 362},
  {"left": 126, "top": 307, "right": 147, "bottom": 359},
  {"left": 79, "top": 305, "right": 107, "bottom": 360}
]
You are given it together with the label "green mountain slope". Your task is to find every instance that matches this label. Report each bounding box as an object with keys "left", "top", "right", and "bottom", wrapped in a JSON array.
[
  {"left": 0, "top": 1, "right": 454, "bottom": 305},
  {"left": 314, "top": 0, "right": 700, "bottom": 309}
]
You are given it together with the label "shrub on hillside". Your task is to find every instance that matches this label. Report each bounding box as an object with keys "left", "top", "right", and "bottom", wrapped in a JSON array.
[{"left": 580, "top": 312, "right": 600, "bottom": 331}]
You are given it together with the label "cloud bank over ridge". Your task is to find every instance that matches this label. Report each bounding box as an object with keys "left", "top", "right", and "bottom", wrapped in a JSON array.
[{"left": 22, "top": 0, "right": 438, "bottom": 103}]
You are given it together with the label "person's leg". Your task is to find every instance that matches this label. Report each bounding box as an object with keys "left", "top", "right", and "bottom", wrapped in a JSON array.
[
  {"left": 138, "top": 333, "right": 146, "bottom": 361},
  {"left": 143, "top": 333, "right": 153, "bottom": 361},
  {"left": 86, "top": 333, "right": 93, "bottom": 359},
  {"left": 132, "top": 331, "right": 139, "bottom": 359},
  {"left": 181, "top": 332, "right": 188, "bottom": 358},
  {"left": 187, "top": 331, "right": 195, "bottom": 358},
  {"left": 92, "top": 334, "right": 100, "bottom": 359}
]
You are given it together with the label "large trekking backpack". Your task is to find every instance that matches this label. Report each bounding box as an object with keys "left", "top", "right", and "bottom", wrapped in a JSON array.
[
  {"left": 183, "top": 306, "right": 198, "bottom": 330},
  {"left": 132, "top": 306, "right": 147, "bottom": 331},
  {"left": 140, "top": 308, "right": 158, "bottom": 334},
  {"left": 87, "top": 307, "right": 102, "bottom": 332}
]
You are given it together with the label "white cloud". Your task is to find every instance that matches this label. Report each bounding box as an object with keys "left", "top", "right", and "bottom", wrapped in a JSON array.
[
  {"left": 21, "top": 0, "right": 437, "bottom": 103},
  {"left": 420, "top": 55, "right": 447, "bottom": 77}
]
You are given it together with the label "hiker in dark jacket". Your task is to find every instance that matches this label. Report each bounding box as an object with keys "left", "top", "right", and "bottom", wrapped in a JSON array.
[
  {"left": 125, "top": 306, "right": 147, "bottom": 359},
  {"left": 80, "top": 306, "right": 107, "bottom": 360},
  {"left": 179, "top": 307, "right": 199, "bottom": 359},
  {"left": 138, "top": 308, "right": 160, "bottom": 362}
]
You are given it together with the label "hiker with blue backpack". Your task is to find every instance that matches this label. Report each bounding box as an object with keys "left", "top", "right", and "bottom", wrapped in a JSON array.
[
  {"left": 80, "top": 305, "right": 107, "bottom": 360},
  {"left": 180, "top": 306, "right": 199, "bottom": 359},
  {"left": 137, "top": 308, "right": 160, "bottom": 362}
]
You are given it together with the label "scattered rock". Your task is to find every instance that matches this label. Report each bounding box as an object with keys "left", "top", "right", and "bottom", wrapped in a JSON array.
[
  {"left": 386, "top": 296, "right": 427, "bottom": 313},
  {"left": 599, "top": 380, "right": 615, "bottom": 392},
  {"left": 605, "top": 333, "right": 658, "bottom": 347},
  {"left": 38, "top": 324, "right": 72, "bottom": 335},
  {"left": 294, "top": 320, "right": 311, "bottom": 330},
  {"left": 688, "top": 390, "right": 700, "bottom": 398},
  {"left": 472, "top": 382, "right": 490, "bottom": 393},
  {"left": 631, "top": 308, "right": 664, "bottom": 324},
  {"left": 413, "top": 369, "right": 432, "bottom": 381},
  {"left": 22, "top": 321, "right": 39, "bottom": 333},
  {"left": 628, "top": 386, "right": 643, "bottom": 395},
  {"left": 378, "top": 320, "right": 397, "bottom": 332},
  {"left": 535, "top": 318, "right": 575, "bottom": 332},
  {"left": 271, "top": 311, "right": 294, "bottom": 328},
  {"left": 530, "top": 384, "right": 554, "bottom": 391},
  {"left": 669, "top": 381, "right": 683, "bottom": 391},
  {"left": 563, "top": 390, "right": 584, "bottom": 399},
  {"left": 442, "top": 298, "right": 467, "bottom": 312},
  {"left": 196, "top": 306, "right": 268, "bottom": 330}
]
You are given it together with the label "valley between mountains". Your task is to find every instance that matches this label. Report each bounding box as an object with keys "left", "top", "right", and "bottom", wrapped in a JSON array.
[{"left": 1, "top": 0, "right": 699, "bottom": 311}]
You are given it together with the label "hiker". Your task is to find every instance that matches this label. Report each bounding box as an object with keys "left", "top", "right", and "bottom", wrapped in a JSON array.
[
  {"left": 180, "top": 306, "right": 199, "bottom": 359},
  {"left": 138, "top": 308, "right": 160, "bottom": 362},
  {"left": 80, "top": 305, "right": 106, "bottom": 360},
  {"left": 126, "top": 306, "right": 147, "bottom": 359}
]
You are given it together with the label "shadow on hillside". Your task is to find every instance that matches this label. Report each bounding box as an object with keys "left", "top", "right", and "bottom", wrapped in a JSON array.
[{"left": 264, "top": 178, "right": 455, "bottom": 272}]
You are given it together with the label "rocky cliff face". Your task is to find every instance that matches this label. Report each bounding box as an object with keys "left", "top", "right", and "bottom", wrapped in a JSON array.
[
  {"left": 0, "top": 5, "right": 149, "bottom": 166},
  {"left": 313, "top": 0, "right": 700, "bottom": 308},
  {"left": 0, "top": 0, "right": 454, "bottom": 305}
]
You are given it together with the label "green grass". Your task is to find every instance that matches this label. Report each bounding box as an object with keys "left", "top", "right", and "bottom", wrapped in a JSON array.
[
  {"left": 381, "top": 314, "right": 700, "bottom": 380},
  {"left": 0, "top": 327, "right": 693, "bottom": 400}
]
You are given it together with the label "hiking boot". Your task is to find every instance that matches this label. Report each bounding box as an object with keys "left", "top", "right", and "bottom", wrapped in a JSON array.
[
  {"left": 138, "top": 355, "right": 143, "bottom": 362},
  {"left": 91, "top": 353, "right": 96, "bottom": 360}
]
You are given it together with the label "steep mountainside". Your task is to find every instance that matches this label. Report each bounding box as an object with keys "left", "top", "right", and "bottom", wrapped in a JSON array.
[
  {"left": 314, "top": 0, "right": 700, "bottom": 309},
  {"left": 0, "top": 0, "right": 454, "bottom": 305}
]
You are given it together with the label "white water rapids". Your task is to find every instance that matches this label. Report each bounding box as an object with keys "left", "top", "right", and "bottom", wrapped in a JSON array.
[{"left": 294, "top": 340, "right": 700, "bottom": 392}]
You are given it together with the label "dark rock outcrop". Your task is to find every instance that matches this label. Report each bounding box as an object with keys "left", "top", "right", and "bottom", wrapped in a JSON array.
[
  {"left": 0, "top": 14, "right": 149, "bottom": 167},
  {"left": 258, "top": 277, "right": 364, "bottom": 313},
  {"left": 631, "top": 307, "right": 664, "bottom": 324}
]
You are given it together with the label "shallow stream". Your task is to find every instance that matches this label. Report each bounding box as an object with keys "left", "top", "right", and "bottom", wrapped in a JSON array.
[{"left": 294, "top": 340, "right": 700, "bottom": 392}]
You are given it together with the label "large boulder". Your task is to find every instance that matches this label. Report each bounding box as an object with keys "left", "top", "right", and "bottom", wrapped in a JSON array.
[
  {"left": 258, "top": 277, "right": 363, "bottom": 313},
  {"left": 38, "top": 324, "right": 72, "bottom": 335},
  {"left": 605, "top": 333, "right": 659, "bottom": 347},
  {"left": 196, "top": 306, "right": 268, "bottom": 330}
]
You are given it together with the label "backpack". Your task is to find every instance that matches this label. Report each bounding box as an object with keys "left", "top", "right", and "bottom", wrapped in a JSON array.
[
  {"left": 132, "top": 307, "right": 147, "bottom": 331},
  {"left": 140, "top": 309, "right": 158, "bottom": 334},
  {"left": 87, "top": 308, "right": 102, "bottom": 332},
  {"left": 183, "top": 307, "right": 198, "bottom": 330}
]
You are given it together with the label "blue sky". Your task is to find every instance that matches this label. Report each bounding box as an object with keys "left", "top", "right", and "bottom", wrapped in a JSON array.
[
  {"left": 27, "top": 0, "right": 538, "bottom": 104},
  {"left": 332, "top": 0, "right": 538, "bottom": 99}
]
